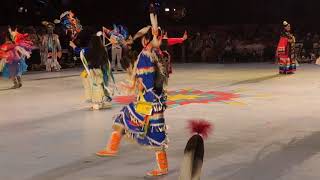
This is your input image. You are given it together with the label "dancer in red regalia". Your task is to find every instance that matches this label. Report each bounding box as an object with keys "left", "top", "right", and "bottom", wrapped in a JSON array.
[{"left": 277, "top": 21, "right": 296, "bottom": 74}]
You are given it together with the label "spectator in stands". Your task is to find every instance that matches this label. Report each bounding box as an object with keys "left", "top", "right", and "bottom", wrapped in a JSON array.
[
  {"left": 313, "top": 33, "right": 320, "bottom": 43},
  {"left": 189, "top": 32, "right": 203, "bottom": 62},
  {"left": 25, "top": 26, "right": 42, "bottom": 70},
  {"left": 201, "top": 33, "right": 214, "bottom": 62},
  {"left": 303, "top": 33, "right": 313, "bottom": 60},
  {"left": 222, "top": 37, "right": 234, "bottom": 63},
  {"left": 263, "top": 42, "right": 276, "bottom": 62}
]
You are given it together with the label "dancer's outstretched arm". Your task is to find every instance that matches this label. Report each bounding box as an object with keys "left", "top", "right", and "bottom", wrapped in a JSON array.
[
  {"left": 168, "top": 31, "right": 188, "bottom": 46},
  {"left": 69, "top": 41, "right": 88, "bottom": 56}
]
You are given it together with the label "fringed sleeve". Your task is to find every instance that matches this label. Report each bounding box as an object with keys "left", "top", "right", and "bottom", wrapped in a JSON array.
[
  {"left": 136, "top": 52, "right": 156, "bottom": 102},
  {"left": 74, "top": 47, "right": 89, "bottom": 56}
]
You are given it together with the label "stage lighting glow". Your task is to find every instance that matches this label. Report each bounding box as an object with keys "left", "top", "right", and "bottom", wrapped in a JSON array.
[{"left": 18, "top": 7, "right": 24, "bottom": 13}]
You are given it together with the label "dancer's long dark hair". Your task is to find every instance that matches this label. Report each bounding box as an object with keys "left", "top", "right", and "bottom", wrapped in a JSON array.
[
  {"left": 145, "top": 28, "right": 153, "bottom": 42},
  {"left": 87, "top": 36, "right": 109, "bottom": 68}
]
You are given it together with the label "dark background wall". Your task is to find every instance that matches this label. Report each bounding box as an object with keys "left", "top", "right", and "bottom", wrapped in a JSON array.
[{"left": 1, "top": 0, "right": 319, "bottom": 29}]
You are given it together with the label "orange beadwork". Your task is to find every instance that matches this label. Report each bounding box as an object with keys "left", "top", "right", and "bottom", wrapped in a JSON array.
[
  {"left": 96, "top": 131, "right": 122, "bottom": 157},
  {"left": 147, "top": 151, "right": 168, "bottom": 176}
]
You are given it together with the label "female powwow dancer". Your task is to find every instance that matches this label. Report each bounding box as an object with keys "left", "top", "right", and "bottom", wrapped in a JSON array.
[
  {"left": 70, "top": 34, "right": 113, "bottom": 110},
  {"left": 0, "top": 27, "right": 33, "bottom": 89},
  {"left": 96, "top": 5, "right": 170, "bottom": 176},
  {"left": 277, "top": 21, "right": 296, "bottom": 74}
]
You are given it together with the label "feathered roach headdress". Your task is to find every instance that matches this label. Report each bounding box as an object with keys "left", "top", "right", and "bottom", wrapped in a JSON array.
[
  {"left": 179, "top": 119, "right": 213, "bottom": 180},
  {"left": 133, "top": 3, "right": 161, "bottom": 47},
  {"left": 54, "top": 10, "right": 82, "bottom": 40}
]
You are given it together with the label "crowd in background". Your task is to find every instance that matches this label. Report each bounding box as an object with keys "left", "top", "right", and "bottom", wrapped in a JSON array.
[
  {"left": 1, "top": 24, "right": 320, "bottom": 72},
  {"left": 182, "top": 25, "right": 320, "bottom": 64}
]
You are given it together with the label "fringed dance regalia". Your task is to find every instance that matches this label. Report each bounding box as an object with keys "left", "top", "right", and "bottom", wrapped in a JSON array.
[
  {"left": 96, "top": 49, "right": 169, "bottom": 177},
  {"left": 0, "top": 43, "right": 28, "bottom": 79},
  {"left": 0, "top": 30, "right": 33, "bottom": 88},
  {"left": 41, "top": 21, "right": 62, "bottom": 72},
  {"left": 55, "top": 11, "right": 82, "bottom": 41},
  {"left": 96, "top": 4, "right": 169, "bottom": 176},
  {"left": 113, "top": 51, "right": 168, "bottom": 149},
  {"left": 80, "top": 56, "right": 113, "bottom": 110},
  {"left": 277, "top": 21, "right": 296, "bottom": 74},
  {"left": 72, "top": 37, "right": 113, "bottom": 110}
]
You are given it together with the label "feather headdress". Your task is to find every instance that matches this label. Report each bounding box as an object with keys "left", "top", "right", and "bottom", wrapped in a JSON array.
[{"left": 133, "top": 3, "right": 160, "bottom": 42}]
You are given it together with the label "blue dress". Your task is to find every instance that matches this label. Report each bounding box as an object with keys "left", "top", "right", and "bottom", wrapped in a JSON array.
[
  {"left": 0, "top": 42, "right": 29, "bottom": 79},
  {"left": 113, "top": 51, "right": 168, "bottom": 150},
  {"left": 2, "top": 59, "right": 28, "bottom": 79}
]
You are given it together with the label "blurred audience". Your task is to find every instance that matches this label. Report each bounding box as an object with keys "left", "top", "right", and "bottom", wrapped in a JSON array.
[{"left": 1, "top": 24, "right": 320, "bottom": 73}]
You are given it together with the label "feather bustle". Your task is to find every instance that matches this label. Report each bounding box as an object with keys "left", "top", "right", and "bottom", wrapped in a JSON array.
[{"left": 187, "top": 119, "right": 213, "bottom": 139}]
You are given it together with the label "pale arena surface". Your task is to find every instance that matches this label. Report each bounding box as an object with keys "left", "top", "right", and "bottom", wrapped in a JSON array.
[{"left": 1, "top": 63, "right": 320, "bottom": 180}]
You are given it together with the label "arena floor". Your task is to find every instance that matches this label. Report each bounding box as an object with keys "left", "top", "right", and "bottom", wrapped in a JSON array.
[{"left": 1, "top": 63, "right": 320, "bottom": 180}]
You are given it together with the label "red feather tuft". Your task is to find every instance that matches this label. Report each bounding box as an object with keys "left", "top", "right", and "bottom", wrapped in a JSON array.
[{"left": 187, "top": 119, "right": 213, "bottom": 139}]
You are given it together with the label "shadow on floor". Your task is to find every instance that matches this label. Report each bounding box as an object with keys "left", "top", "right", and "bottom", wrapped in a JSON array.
[
  {"left": 29, "top": 155, "right": 121, "bottom": 180},
  {"left": 30, "top": 74, "right": 79, "bottom": 81},
  {"left": 230, "top": 74, "right": 283, "bottom": 86},
  {"left": 29, "top": 154, "right": 179, "bottom": 180},
  {"left": 0, "top": 87, "right": 13, "bottom": 92},
  {"left": 207, "top": 131, "right": 320, "bottom": 180},
  {"left": 28, "top": 70, "right": 127, "bottom": 81}
]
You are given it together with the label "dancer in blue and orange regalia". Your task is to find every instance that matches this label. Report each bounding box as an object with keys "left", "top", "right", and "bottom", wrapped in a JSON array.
[
  {"left": 96, "top": 7, "right": 170, "bottom": 177},
  {"left": 0, "top": 27, "right": 33, "bottom": 89},
  {"left": 277, "top": 21, "right": 296, "bottom": 74}
]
